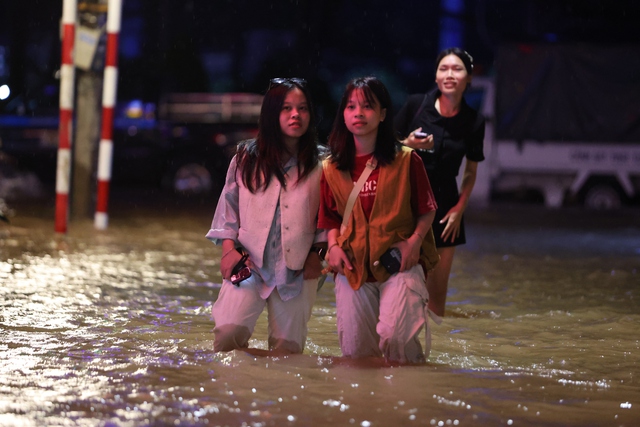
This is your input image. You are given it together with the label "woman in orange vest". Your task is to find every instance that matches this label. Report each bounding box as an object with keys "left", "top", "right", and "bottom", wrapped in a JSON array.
[{"left": 319, "top": 76, "right": 439, "bottom": 364}]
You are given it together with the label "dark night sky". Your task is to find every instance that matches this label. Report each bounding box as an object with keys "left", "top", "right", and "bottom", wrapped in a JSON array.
[{"left": 1, "top": 0, "right": 640, "bottom": 122}]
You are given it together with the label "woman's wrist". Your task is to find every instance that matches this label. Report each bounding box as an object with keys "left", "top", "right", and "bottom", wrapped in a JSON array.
[
  {"left": 327, "top": 242, "right": 339, "bottom": 256},
  {"left": 221, "top": 248, "right": 237, "bottom": 261}
]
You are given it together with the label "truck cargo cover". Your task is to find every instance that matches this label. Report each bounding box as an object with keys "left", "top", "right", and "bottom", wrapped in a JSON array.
[{"left": 495, "top": 44, "right": 640, "bottom": 142}]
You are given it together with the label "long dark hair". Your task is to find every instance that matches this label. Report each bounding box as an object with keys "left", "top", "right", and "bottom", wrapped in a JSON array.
[
  {"left": 236, "top": 78, "right": 320, "bottom": 193},
  {"left": 328, "top": 76, "right": 399, "bottom": 171}
]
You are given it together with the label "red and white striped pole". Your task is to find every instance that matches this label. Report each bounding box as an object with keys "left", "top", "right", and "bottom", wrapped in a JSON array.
[
  {"left": 55, "top": 0, "right": 77, "bottom": 233},
  {"left": 95, "top": 0, "right": 123, "bottom": 230}
]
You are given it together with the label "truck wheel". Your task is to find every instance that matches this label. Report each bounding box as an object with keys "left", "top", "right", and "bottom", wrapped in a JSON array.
[
  {"left": 582, "top": 183, "right": 623, "bottom": 210},
  {"left": 171, "top": 163, "right": 213, "bottom": 195}
]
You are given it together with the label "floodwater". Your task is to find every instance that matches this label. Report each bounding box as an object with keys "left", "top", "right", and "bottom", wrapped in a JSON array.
[{"left": 1, "top": 194, "right": 639, "bottom": 427}]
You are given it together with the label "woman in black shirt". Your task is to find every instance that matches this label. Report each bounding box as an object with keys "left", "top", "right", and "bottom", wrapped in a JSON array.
[{"left": 395, "top": 47, "right": 485, "bottom": 317}]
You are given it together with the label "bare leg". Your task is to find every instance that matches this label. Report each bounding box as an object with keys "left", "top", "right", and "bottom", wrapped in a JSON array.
[{"left": 426, "top": 246, "right": 456, "bottom": 317}]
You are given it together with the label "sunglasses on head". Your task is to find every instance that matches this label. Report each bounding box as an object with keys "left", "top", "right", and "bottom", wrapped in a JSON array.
[{"left": 268, "top": 77, "right": 307, "bottom": 89}]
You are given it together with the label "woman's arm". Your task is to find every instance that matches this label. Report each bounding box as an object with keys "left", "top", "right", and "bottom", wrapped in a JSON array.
[
  {"left": 393, "top": 211, "right": 435, "bottom": 271},
  {"left": 440, "top": 160, "right": 478, "bottom": 243},
  {"left": 220, "top": 239, "right": 244, "bottom": 280},
  {"left": 395, "top": 94, "right": 434, "bottom": 151},
  {"left": 205, "top": 156, "right": 245, "bottom": 280},
  {"left": 458, "top": 159, "right": 478, "bottom": 210},
  {"left": 206, "top": 156, "right": 241, "bottom": 242},
  {"left": 326, "top": 228, "right": 353, "bottom": 275}
]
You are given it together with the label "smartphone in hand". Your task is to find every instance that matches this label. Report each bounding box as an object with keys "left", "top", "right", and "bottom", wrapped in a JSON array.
[
  {"left": 230, "top": 250, "right": 251, "bottom": 285},
  {"left": 378, "top": 247, "right": 402, "bottom": 274},
  {"left": 414, "top": 131, "right": 434, "bottom": 152}
]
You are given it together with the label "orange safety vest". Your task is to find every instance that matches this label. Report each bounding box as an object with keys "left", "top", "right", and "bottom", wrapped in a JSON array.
[{"left": 323, "top": 146, "right": 439, "bottom": 290}]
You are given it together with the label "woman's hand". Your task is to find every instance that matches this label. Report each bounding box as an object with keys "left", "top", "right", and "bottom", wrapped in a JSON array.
[
  {"left": 402, "top": 127, "right": 434, "bottom": 151},
  {"left": 220, "top": 248, "right": 244, "bottom": 281},
  {"left": 220, "top": 239, "right": 255, "bottom": 281},
  {"left": 302, "top": 251, "right": 324, "bottom": 280},
  {"left": 327, "top": 244, "right": 353, "bottom": 276},
  {"left": 394, "top": 233, "right": 423, "bottom": 271},
  {"left": 440, "top": 159, "right": 478, "bottom": 244},
  {"left": 440, "top": 206, "right": 463, "bottom": 243}
]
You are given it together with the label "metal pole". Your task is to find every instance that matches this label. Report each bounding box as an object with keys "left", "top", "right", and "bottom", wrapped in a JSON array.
[
  {"left": 55, "top": 0, "right": 78, "bottom": 233},
  {"left": 94, "top": 0, "right": 122, "bottom": 230}
]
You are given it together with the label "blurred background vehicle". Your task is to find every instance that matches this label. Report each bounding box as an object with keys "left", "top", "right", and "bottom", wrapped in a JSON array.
[
  {"left": 464, "top": 44, "right": 640, "bottom": 210},
  {"left": 157, "top": 92, "right": 261, "bottom": 196},
  {"left": 0, "top": 93, "right": 261, "bottom": 200}
]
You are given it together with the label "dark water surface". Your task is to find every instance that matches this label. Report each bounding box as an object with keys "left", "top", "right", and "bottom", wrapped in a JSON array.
[{"left": 1, "top": 195, "right": 639, "bottom": 426}]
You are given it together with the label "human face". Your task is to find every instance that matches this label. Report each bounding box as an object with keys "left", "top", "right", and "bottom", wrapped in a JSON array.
[
  {"left": 279, "top": 87, "right": 310, "bottom": 145},
  {"left": 435, "top": 54, "right": 471, "bottom": 96},
  {"left": 343, "top": 88, "right": 386, "bottom": 140}
]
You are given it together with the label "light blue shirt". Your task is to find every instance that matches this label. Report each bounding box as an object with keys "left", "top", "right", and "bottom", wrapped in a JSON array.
[{"left": 257, "top": 184, "right": 303, "bottom": 300}]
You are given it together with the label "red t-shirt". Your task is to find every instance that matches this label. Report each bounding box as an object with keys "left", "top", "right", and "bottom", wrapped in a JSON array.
[{"left": 318, "top": 151, "right": 437, "bottom": 230}]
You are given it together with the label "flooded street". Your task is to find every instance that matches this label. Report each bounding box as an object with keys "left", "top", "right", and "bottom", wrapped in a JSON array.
[{"left": 1, "top": 193, "right": 639, "bottom": 426}]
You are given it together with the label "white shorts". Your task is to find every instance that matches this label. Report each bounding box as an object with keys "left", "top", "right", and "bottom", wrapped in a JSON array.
[
  {"left": 211, "top": 275, "right": 317, "bottom": 353},
  {"left": 334, "top": 264, "right": 431, "bottom": 363}
]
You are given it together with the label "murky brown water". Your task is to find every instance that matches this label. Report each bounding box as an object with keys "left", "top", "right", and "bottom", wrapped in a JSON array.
[{"left": 1, "top": 198, "right": 639, "bottom": 426}]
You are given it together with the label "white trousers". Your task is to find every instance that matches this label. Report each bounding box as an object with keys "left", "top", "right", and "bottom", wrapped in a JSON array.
[
  {"left": 334, "top": 265, "right": 431, "bottom": 364},
  {"left": 211, "top": 276, "right": 317, "bottom": 353}
]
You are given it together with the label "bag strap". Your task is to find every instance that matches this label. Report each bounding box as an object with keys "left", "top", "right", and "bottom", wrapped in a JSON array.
[{"left": 340, "top": 156, "right": 378, "bottom": 234}]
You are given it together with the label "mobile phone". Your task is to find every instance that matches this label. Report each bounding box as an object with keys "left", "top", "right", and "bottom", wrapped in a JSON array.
[
  {"left": 414, "top": 131, "right": 428, "bottom": 138},
  {"left": 378, "top": 247, "right": 402, "bottom": 275},
  {"left": 230, "top": 266, "right": 251, "bottom": 285},
  {"left": 230, "top": 250, "right": 251, "bottom": 286}
]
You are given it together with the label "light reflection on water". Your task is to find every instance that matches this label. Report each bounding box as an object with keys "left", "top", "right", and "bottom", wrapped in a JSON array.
[{"left": 1, "top": 206, "right": 639, "bottom": 426}]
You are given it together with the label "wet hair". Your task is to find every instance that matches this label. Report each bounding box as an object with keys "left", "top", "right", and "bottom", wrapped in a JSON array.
[
  {"left": 236, "top": 78, "right": 320, "bottom": 193},
  {"left": 435, "top": 47, "right": 474, "bottom": 76},
  {"left": 328, "top": 76, "right": 399, "bottom": 171}
]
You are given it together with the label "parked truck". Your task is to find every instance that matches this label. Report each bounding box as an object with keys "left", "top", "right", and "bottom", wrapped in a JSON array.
[{"left": 468, "top": 44, "right": 640, "bottom": 209}]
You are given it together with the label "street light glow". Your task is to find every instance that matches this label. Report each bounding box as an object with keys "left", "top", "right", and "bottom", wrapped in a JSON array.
[{"left": 0, "top": 84, "right": 10, "bottom": 100}]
